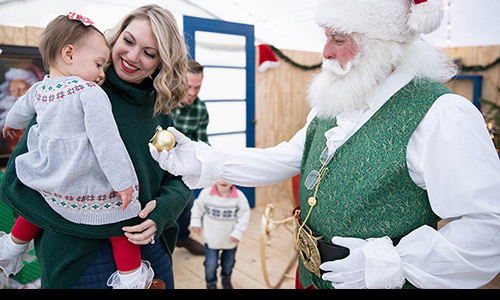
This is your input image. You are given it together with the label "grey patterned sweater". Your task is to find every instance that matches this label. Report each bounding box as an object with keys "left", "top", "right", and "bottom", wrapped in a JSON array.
[{"left": 5, "top": 75, "right": 140, "bottom": 225}]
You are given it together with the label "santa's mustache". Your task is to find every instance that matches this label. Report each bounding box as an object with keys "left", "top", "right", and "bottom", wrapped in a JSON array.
[{"left": 322, "top": 59, "right": 353, "bottom": 77}]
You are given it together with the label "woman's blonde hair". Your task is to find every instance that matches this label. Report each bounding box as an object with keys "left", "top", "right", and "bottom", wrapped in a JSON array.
[{"left": 105, "top": 4, "right": 188, "bottom": 115}]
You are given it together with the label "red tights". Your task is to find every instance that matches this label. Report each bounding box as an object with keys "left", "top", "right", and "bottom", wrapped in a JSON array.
[
  {"left": 11, "top": 216, "right": 41, "bottom": 241},
  {"left": 295, "top": 267, "right": 316, "bottom": 289},
  {"left": 11, "top": 216, "right": 140, "bottom": 272}
]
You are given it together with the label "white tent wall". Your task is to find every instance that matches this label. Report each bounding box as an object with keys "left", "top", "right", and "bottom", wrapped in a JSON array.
[
  {"left": 0, "top": 0, "right": 499, "bottom": 52},
  {"left": 0, "top": 0, "right": 323, "bottom": 52}
]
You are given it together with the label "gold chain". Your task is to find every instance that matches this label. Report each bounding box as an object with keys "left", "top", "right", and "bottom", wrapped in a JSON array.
[{"left": 294, "top": 167, "right": 328, "bottom": 245}]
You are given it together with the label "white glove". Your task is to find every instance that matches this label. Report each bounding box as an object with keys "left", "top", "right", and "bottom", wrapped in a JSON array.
[
  {"left": 149, "top": 127, "right": 202, "bottom": 177},
  {"left": 320, "top": 237, "right": 367, "bottom": 289},
  {"left": 320, "top": 236, "right": 405, "bottom": 289}
]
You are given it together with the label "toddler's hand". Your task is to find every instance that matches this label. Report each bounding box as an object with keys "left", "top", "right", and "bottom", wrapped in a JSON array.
[
  {"left": 118, "top": 186, "right": 133, "bottom": 210},
  {"left": 230, "top": 237, "right": 240, "bottom": 245},
  {"left": 191, "top": 226, "right": 202, "bottom": 236},
  {"left": 2, "top": 124, "right": 23, "bottom": 139}
]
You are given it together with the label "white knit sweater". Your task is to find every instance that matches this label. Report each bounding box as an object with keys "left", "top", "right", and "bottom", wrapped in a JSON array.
[
  {"left": 6, "top": 76, "right": 140, "bottom": 225},
  {"left": 190, "top": 185, "right": 250, "bottom": 249}
]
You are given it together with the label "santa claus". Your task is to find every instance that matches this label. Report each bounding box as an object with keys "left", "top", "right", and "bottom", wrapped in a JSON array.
[{"left": 151, "top": 0, "right": 500, "bottom": 289}]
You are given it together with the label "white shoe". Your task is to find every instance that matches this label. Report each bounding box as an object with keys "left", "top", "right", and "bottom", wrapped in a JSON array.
[
  {"left": 0, "top": 232, "right": 36, "bottom": 276},
  {"left": 106, "top": 260, "right": 154, "bottom": 289}
]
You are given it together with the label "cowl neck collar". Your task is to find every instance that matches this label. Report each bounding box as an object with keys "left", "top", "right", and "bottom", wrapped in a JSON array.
[{"left": 104, "top": 65, "right": 155, "bottom": 106}]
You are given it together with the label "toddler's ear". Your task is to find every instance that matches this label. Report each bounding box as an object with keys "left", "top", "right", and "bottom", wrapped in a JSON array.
[{"left": 61, "top": 44, "right": 75, "bottom": 64}]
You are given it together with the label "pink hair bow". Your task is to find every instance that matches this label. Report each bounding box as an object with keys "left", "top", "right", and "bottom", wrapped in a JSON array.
[{"left": 67, "top": 12, "right": 95, "bottom": 26}]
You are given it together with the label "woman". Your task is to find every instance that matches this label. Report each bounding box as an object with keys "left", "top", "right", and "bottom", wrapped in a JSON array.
[{"left": 0, "top": 5, "right": 191, "bottom": 289}]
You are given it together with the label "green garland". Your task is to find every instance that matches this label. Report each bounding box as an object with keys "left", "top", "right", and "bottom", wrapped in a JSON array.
[
  {"left": 460, "top": 57, "right": 500, "bottom": 72},
  {"left": 267, "top": 44, "right": 322, "bottom": 71},
  {"left": 266, "top": 44, "right": 500, "bottom": 74}
]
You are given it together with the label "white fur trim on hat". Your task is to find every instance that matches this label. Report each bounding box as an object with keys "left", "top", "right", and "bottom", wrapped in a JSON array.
[
  {"left": 315, "top": 0, "right": 444, "bottom": 43},
  {"left": 408, "top": 0, "right": 444, "bottom": 34},
  {"left": 258, "top": 44, "right": 280, "bottom": 72},
  {"left": 5, "top": 68, "right": 39, "bottom": 86}
]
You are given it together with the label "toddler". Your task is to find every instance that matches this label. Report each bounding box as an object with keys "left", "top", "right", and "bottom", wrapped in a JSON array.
[
  {"left": 190, "top": 180, "right": 251, "bottom": 289},
  {"left": 0, "top": 13, "right": 152, "bottom": 289}
]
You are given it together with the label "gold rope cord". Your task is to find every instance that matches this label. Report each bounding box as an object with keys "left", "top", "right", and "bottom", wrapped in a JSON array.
[{"left": 259, "top": 204, "right": 298, "bottom": 289}]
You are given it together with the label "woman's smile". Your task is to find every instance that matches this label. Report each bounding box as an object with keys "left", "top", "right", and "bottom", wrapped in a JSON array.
[{"left": 120, "top": 57, "right": 140, "bottom": 73}]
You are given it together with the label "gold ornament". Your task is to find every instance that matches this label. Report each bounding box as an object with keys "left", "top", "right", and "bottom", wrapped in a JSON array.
[{"left": 150, "top": 126, "right": 176, "bottom": 151}]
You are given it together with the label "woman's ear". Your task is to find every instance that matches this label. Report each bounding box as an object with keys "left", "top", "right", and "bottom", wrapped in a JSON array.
[{"left": 61, "top": 44, "right": 75, "bottom": 65}]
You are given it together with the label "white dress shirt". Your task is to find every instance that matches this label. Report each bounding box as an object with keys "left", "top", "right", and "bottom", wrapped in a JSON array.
[{"left": 185, "top": 68, "right": 500, "bottom": 288}]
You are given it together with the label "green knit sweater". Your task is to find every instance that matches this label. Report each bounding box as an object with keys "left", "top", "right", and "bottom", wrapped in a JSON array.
[{"left": 0, "top": 66, "right": 191, "bottom": 288}]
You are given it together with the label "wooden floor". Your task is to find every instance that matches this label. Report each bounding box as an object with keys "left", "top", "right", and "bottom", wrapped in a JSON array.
[
  {"left": 172, "top": 205, "right": 298, "bottom": 289},
  {"left": 172, "top": 205, "right": 500, "bottom": 290}
]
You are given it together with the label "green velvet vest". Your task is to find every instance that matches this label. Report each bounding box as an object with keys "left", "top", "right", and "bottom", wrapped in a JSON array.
[{"left": 297, "top": 79, "right": 451, "bottom": 289}]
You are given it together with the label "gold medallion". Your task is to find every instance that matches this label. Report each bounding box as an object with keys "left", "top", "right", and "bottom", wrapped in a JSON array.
[
  {"left": 293, "top": 165, "right": 329, "bottom": 277},
  {"left": 294, "top": 209, "right": 322, "bottom": 277},
  {"left": 295, "top": 220, "right": 322, "bottom": 277}
]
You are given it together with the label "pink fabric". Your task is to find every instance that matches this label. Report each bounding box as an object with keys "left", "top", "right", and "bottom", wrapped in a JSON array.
[{"left": 209, "top": 184, "right": 238, "bottom": 198}]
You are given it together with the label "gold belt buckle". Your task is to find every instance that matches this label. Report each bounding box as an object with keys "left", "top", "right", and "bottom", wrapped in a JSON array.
[{"left": 293, "top": 209, "right": 322, "bottom": 277}]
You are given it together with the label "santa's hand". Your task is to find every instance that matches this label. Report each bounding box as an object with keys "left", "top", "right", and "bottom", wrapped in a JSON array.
[
  {"left": 321, "top": 236, "right": 405, "bottom": 289},
  {"left": 149, "top": 127, "right": 202, "bottom": 176},
  {"left": 320, "top": 237, "right": 367, "bottom": 289}
]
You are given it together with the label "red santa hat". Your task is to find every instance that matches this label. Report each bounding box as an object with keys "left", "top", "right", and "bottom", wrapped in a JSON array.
[
  {"left": 315, "top": 0, "right": 444, "bottom": 43},
  {"left": 258, "top": 44, "right": 280, "bottom": 72}
]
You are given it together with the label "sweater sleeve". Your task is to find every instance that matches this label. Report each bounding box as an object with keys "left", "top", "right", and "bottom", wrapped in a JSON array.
[
  {"left": 197, "top": 108, "right": 209, "bottom": 144},
  {"left": 230, "top": 190, "right": 251, "bottom": 241},
  {"left": 147, "top": 171, "right": 192, "bottom": 241},
  {"left": 80, "top": 86, "right": 137, "bottom": 191},
  {"left": 189, "top": 189, "right": 207, "bottom": 228}
]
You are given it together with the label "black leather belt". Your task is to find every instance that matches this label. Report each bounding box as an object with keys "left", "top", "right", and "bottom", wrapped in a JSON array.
[
  {"left": 317, "top": 237, "right": 402, "bottom": 275},
  {"left": 293, "top": 206, "right": 408, "bottom": 277},
  {"left": 317, "top": 237, "right": 402, "bottom": 264}
]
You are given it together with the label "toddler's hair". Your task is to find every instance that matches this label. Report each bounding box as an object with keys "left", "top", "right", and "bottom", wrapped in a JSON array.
[{"left": 38, "top": 15, "right": 106, "bottom": 71}]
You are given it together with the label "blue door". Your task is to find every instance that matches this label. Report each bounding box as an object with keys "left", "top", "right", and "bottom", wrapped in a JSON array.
[{"left": 183, "top": 16, "right": 256, "bottom": 207}]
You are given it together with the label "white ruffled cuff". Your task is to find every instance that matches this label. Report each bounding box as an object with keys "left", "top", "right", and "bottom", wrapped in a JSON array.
[
  {"left": 182, "top": 141, "right": 225, "bottom": 189},
  {"left": 362, "top": 237, "right": 406, "bottom": 289}
]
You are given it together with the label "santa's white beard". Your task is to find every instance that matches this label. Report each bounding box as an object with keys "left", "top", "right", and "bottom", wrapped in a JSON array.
[{"left": 307, "top": 38, "right": 398, "bottom": 119}]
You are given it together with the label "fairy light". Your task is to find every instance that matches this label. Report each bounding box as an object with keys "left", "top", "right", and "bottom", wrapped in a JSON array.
[
  {"left": 445, "top": 0, "right": 452, "bottom": 46},
  {"left": 228, "top": 0, "right": 295, "bottom": 49}
]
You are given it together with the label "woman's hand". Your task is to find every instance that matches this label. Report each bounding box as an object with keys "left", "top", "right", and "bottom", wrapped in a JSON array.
[{"left": 122, "top": 200, "right": 158, "bottom": 245}]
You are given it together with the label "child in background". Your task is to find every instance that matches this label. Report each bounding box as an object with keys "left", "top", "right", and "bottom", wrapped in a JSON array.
[
  {"left": 190, "top": 180, "right": 251, "bottom": 289},
  {"left": 0, "top": 13, "right": 152, "bottom": 289}
]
